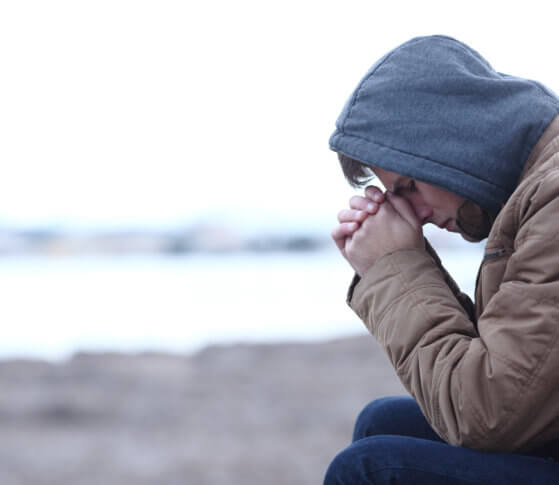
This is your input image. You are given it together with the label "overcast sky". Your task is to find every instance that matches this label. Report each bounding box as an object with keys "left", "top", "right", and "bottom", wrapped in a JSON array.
[{"left": 1, "top": 0, "right": 557, "bottom": 230}]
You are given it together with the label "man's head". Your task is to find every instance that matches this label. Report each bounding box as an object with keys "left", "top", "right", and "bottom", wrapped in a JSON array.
[
  {"left": 338, "top": 152, "right": 493, "bottom": 242},
  {"left": 330, "top": 35, "right": 559, "bottom": 227}
]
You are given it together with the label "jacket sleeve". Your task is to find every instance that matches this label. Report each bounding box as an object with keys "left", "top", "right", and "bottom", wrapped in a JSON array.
[
  {"left": 347, "top": 238, "right": 477, "bottom": 323},
  {"left": 349, "top": 179, "right": 559, "bottom": 452}
]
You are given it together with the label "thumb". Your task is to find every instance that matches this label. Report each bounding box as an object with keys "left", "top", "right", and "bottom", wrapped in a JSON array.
[{"left": 386, "top": 192, "right": 421, "bottom": 228}]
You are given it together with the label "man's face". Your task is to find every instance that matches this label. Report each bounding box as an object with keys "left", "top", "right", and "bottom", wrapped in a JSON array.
[{"left": 372, "top": 167, "right": 467, "bottom": 236}]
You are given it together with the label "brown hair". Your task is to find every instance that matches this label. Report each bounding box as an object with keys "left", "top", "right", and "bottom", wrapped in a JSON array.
[{"left": 337, "top": 152, "right": 375, "bottom": 188}]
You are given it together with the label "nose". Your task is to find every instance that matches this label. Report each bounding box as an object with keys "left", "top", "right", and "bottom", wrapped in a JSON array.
[
  {"left": 400, "top": 192, "right": 433, "bottom": 225},
  {"left": 411, "top": 203, "right": 433, "bottom": 225}
]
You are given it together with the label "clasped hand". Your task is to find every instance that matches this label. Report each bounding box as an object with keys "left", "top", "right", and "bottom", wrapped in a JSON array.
[{"left": 331, "top": 186, "right": 425, "bottom": 276}]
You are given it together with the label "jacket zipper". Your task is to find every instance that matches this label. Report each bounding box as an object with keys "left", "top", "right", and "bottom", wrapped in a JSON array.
[
  {"left": 475, "top": 248, "right": 510, "bottom": 306},
  {"left": 481, "top": 248, "right": 508, "bottom": 262}
]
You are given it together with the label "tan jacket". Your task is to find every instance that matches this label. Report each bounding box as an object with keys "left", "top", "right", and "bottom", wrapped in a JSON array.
[{"left": 348, "top": 115, "right": 559, "bottom": 453}]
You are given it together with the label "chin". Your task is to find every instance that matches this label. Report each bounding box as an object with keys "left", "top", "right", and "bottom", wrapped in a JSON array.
[{"left": 459, "top": 231, "right": 484, "bottom": 243}]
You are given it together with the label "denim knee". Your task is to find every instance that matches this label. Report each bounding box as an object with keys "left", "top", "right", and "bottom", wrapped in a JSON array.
[
  {"left": 352, "top": 395, "right": 442, "bottom": 444},
  {"left": 353, "top": 396, "right": 409, "bottom": 442},
  {"left": 324, "top": 435, "right": 400, "bottom": 485},
  {"left": 323, "top": 444, "right": 352, "bottom": 484},
  {"left": 325, "top": 433, "right": 559, "bottom": 485}
]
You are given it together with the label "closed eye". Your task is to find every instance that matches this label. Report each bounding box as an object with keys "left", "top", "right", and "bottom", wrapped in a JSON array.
[{"left": 394, "top": 179, "right": 417, "bottom": 195}]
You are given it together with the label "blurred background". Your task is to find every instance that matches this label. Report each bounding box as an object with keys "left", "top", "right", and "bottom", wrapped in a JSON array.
[{"left": 0, "top": 1, "right": 556, "bottom": 484}]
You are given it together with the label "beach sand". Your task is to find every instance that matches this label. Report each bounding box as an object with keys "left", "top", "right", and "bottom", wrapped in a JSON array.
[{"left": 0, "top": 335, "right": 405, "bottom": 485}]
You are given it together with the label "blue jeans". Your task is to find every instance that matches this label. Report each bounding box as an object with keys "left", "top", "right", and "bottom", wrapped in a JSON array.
[{"left": 324, "top": 396, "right": 559, "bottom": 484}]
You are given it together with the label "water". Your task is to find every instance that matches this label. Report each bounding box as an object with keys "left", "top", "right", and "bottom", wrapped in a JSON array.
[{"left": 0, "top": 248, "right": 482, "bottom": 360}]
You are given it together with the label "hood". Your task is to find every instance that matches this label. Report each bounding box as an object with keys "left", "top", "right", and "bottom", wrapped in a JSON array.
[{"left": 329, "top": 35, "right": 559, "bottom": 213}]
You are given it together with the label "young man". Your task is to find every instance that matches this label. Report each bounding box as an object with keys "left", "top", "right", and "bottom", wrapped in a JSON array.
[{"left": 325, "top": 35, "right": 559, "bottom": 484}]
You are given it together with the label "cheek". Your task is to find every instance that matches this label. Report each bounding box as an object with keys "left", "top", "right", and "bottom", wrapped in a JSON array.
[
  {"left": 422, "top": 188, "right": 462, "bottom": 214},
  {"left": 446, "top": 195, "right": 465, "bottom": 214},
  {"left": 410, "top": 191, "right": 433, "bottom": 211}
]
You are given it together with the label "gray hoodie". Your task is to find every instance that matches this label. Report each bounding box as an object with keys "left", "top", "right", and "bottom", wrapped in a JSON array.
[{"left": 329, "top": 35, "right": 559, "bottom": 213}]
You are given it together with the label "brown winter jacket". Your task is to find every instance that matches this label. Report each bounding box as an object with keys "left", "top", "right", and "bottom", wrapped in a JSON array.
[{"left": 347, "top": 115, "right": 559, "bottom": 453}]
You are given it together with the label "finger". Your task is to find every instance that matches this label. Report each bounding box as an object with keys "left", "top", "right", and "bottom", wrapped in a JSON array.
[
  {"left": 331, "top": 222, "right": 359, "bottom": 251},
  {"left": 349, "top": 195, "right": 380, "bottom": 214},
  {"left": 364, "top": 186, "right": 385, "bottom": 203},
  {"left": 385, "top": 192, "right": 421, "bottom": 228},
  {"left": 337, "top": 209, "right": 368, "bottom": 224}
]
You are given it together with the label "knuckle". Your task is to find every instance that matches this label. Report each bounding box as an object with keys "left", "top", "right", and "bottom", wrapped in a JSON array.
[
  {"left": 344, "top": 222, "right": 357, "bottom": 232},
  {"left": 331, "top": 226, "right": 342, "bottom": 239},
  {"left": 350, "top": 195, "right": 365, "bottom": 208}
]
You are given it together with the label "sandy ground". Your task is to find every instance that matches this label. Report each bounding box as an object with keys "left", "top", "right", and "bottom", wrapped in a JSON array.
[{"left": 0, "top": 335, "right": 405, "bottom": 485}]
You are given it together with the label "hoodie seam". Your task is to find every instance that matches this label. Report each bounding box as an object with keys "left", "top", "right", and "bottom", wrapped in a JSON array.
[
  {"left": 341, "top": 51, "right": 392, "bottom": 134},
  {"left": 341, "top": 39, "right": 426, "bottom": 134},
  {"left": 341, "top": 36, "right": 492, "bottom": 136}
]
